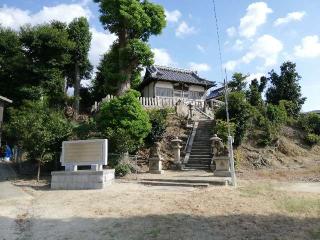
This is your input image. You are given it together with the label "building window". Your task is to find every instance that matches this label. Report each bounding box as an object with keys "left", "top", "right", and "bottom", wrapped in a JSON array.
[
  {"left": 189, "top": 91, "right": 204, "bottom": 99},
  {"left": 155, "top": 87, "right": 173, "bottom": 97}
]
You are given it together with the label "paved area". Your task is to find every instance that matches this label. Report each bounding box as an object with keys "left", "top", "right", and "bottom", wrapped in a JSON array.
[
  {"left": 0, "top": 181, "right": 32, "bottom": 200},
  {"left": 0, "top": 161, "right": 31, "bottom": 201},
  {"left": 0, "top": 161, "right": 17, "bottom": 181}
]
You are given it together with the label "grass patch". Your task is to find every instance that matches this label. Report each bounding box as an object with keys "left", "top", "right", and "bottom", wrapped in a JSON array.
[
  {"left": 239, "top": 183, "right": 273, "bottom": 198},
  {"left": 276, "top": 196, "right": 320, "bottom": 214},
  {"left": 309, "top": 228, "right": 320, "bottom": 240},
  {"left": 146, "top": 229, "right": 161, "bottom": 238}
]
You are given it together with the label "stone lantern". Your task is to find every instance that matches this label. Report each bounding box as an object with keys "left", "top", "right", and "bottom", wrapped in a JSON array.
[
  {"left": 148, "top": 142, "right": 164, "bottom": 174},
  {"left": 187, "top": 103, "right": 195, "bottom": 120},
  {"left": 171, "top": 137, "right": 183, "bottom": 169},
  {"left": 210, "top": 134, "right": 231, "bottom": 177}
]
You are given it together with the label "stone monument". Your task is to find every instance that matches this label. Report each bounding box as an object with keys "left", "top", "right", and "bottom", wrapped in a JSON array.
[
  {"left": 149, "top": 142, "right": 164, "bottom": 174},
  {"left": 210, "top": 134, "right": 231, "bottom": 177},
  {"left": 51, "top": 139, "right": 115, "bottom": 190},
  {"left": 175, "top": 100, "right": 189, "bottom": 118}
]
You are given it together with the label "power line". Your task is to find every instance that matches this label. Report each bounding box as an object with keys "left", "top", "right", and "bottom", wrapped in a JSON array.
[{"left": 212, "top": 0, "right": 224, "bottom": 85}]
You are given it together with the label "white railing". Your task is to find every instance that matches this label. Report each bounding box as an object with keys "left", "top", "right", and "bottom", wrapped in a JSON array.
[{"left": 92, "top": 95, "right": 205, "bottom": 112}]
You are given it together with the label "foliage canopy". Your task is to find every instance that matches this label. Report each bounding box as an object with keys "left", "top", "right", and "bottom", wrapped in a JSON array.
[{"left": 93, "top": 0, "right": 166, "bottom": 96}]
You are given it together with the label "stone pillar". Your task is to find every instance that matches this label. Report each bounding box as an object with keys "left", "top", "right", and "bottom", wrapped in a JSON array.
[
  {"left": 149, "top": 142, "right": 164, "bottom": 174},
  {"left": 65, "top": 164, "right": 77, "bottom": 172},
  {"left": 91, "top": 164, "right": 103, "bottom": 171},
  {"left": 171, "top": 137, "right": 183, "bottom": 169},
  {"left": 210, "top": 134, "right": 231, "bottom": 177}
]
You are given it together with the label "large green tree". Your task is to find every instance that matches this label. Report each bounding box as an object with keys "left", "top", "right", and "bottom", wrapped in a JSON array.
[
  {"left": 247, "top": 76, "right": 267, "bottom": 107},
  {"left": 20, "top": 22, "right": 75, "bottom": 107},
  {"left": 67, "top": 17, "right": 92, "bottom": 114},
  {"left": 93, "top": 0, "right": 166, "bottom": 96},
  {"left": 0, "top": 27, "right": 29, "bottom": 105},
  {"left": 266, "top": 61, "right": 306, "bottom": 117},
  {"left": 228, "top": 72, "right": 248, "bottom": 92}
]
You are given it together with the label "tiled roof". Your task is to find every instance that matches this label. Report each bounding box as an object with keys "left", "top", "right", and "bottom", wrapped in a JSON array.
[
  {"left": 140, "top": 65, "right": 216, "bottom": 89},
  {"left": 206, "top": 86, "right": 225, "bottom": 100},
  {"left": 0, "top": 96, "right": 12, "bottom": 103}
]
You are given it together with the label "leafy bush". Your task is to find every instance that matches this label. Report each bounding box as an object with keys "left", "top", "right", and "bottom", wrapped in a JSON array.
[
  {"left": 115, "top": 163, "right": 132, "bottom": 177},
  {"left": 305, "top": 133, "right": 320, "bottom": 145},
  {"left": 279, "top": 100, "right": 300, "bottom": 119},
  {"left": 257, "top": 120, "right": 278, "bottom": 146},
  {"left": 298, "top": 113, "right": 320, "bottom": 135},
  {"left": 73, "top": 118, "right": 100, "bottom": 140},
  {"left": 96, "top": 90, "right": 151, "bottom": 153},
  {"left": 146, "top": 108, "right": 171, "bottom": 145},
  {"left": 213, "top": 119, "right": 236, "bottom": 143},
  {"left": 4, "top": 100, "right": 72, "bottom": 180},
  {"left": 266, "top": 104, "right": 287, "bottom": 126},
  {"left": 216, "top": 92, "right": 253, "bottom": 146},
  {"left": 109, "top": 154, "right": 138, "bottom": 177},
  {"left": 298, "top": 113, "right": 320, "bottom": 145}
]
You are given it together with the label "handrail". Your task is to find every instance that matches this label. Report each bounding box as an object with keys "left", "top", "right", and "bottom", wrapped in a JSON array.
[
  {"left": 183, "top": 121, "right": 199, "bottom": 164},
  {"left": 194, "top": 107, "right": 214, "bottom": 120},
  {"left": 184, "top": 122, "right": 194, "bottom": 153}
]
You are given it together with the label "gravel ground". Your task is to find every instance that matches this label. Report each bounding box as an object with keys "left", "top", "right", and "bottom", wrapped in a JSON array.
[{"left": 0, "top": 177, "right": 319, "bottom": 240}]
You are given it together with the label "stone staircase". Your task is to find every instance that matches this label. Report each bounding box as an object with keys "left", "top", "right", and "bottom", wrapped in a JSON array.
[{"left": 184, "top": 120, "right": 213, "bottom": 170}]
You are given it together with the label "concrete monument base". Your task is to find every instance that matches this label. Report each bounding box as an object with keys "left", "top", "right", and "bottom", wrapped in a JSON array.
[
  {"left": 149, "top": 158, "right": 164, "bottom": 174},
  {"left": 51, "top": 169, "right": 115, "bottom": 190}
]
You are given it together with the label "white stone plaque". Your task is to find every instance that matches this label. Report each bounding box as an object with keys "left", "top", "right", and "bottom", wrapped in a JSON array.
[{"left": 61, "top": 139, "right": 108, "bottom": 166}]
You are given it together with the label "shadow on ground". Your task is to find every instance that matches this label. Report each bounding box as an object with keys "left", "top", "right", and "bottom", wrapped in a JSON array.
[{"left": 2, "top": 213, "right": 319, "bottom": 240}]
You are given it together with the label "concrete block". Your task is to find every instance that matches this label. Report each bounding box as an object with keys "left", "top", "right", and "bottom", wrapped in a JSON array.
[{"left": 51, "top": 170, "right": 115, "bottom": 190}]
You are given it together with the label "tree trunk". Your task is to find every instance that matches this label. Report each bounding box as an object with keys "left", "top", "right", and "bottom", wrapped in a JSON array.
[
  {"left": 37, "top": 160, "right": 41, "bottom": 182},
  {"left": 73, "top": 61, "right": 80, "bottom": 115},
  {"left": 117, "top": 29, "right": 131, "bottom": 96},
  {"left": 117, "top": 74, "right": 131, "bottom": 96}
]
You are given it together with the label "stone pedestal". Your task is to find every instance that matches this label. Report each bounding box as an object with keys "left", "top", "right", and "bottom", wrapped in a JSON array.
[
  {"left": 148, "top": 142, "right": 164, "bottom": 174},
  {"left": 51, "top": 169, "right": 115, "bottom": 190},
  {"left": 171, "top": 137, "right": 183, "bottom": 169},
  {"left": 213, "top": 156, "right": 231, "bottom": 177},
  {"left": 149, "top": 158, "right": 164, "bottom": 174}
]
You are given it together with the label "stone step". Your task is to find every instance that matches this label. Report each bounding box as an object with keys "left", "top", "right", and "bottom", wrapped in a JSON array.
[
  {"left": 190, "top": 155, "right": 211, "bottom": 159},
  {"left": 192, "top": 141, "right": 211, "bottom": 144},
  {"left": 185, "top": 164, "right": 210, "bottom": 168},
  {"left": 184, "top": 166, "right": 210, "bottom": 170},
  {"left": 187, "top": 161, "right": 211, "bottom": 165},
  {"left": 188, "top": 160, "right": 211, "bottom": 163},
  {"left": 192, "top": 146, "right": 211, "bottom": 149},
  {"left": 190, "top": 152, "right": 211, "bottom": 155},
  {"left": 191, "top": 147, "right": 211, "bottom": 150},
  {"left": 189, "top": 155, "right": 211, "bottom": 159},
  {"left": 140, "top": 178, "right": 228, "bottom": 186},
  {"left": 192, "top": 145, "right": 210, "bottom": 148},
  {"left": 191, "top": 148, "right": 211, "bottom": 151},
  {"left": 139, "top": 180, "right": 209, "bottom": 188}
]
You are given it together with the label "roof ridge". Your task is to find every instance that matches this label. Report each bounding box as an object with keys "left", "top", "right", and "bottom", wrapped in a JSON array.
[{"left": 153, "top": 65, "right": 195, "bottom": 74}]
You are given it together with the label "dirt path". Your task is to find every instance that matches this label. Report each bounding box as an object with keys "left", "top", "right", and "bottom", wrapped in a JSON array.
[{"left": 1, "top": 179, "right": 319, "bottom": 240}]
